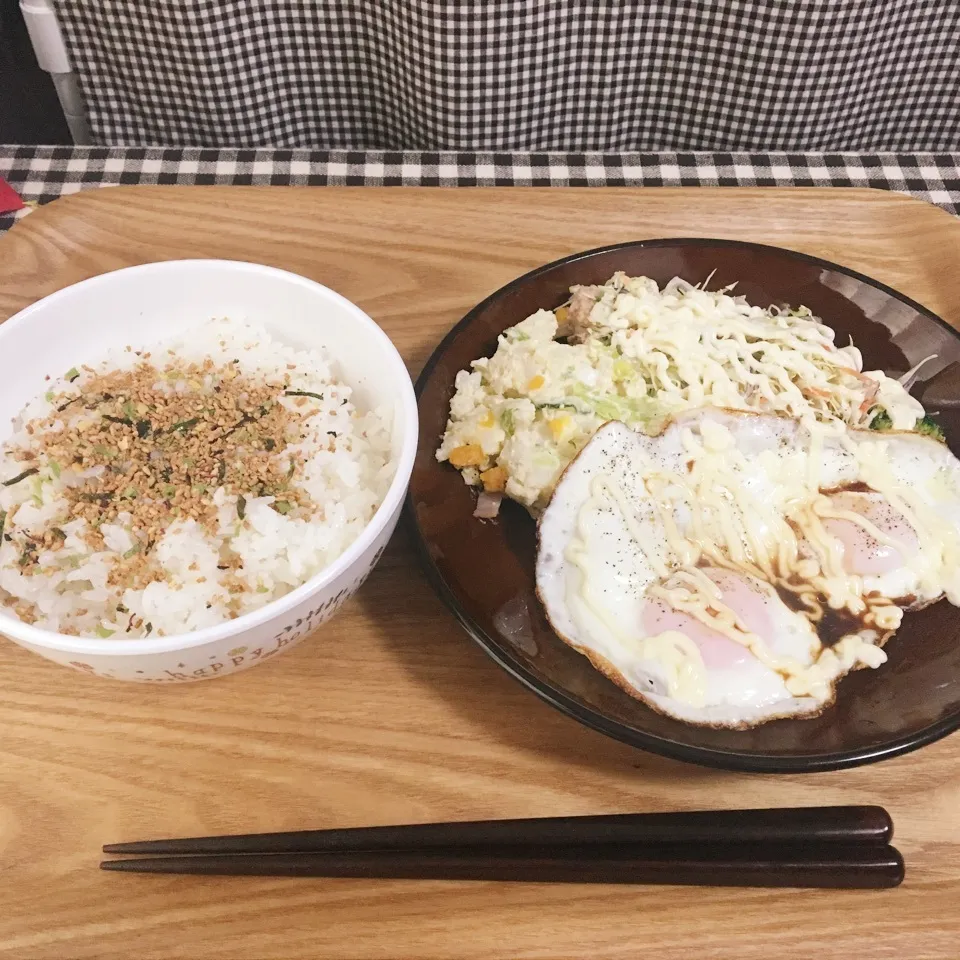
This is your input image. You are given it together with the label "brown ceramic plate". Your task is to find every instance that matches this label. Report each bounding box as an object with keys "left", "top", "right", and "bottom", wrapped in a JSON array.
[{"left": 409, "top": 239, "right": 960, "bottom": 772}]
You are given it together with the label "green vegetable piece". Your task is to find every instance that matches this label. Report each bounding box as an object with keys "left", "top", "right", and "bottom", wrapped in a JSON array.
[
  {"left": 51, "top": 527, "right": 67, "bottom": 541},
  {"left": 122, "top": 486, "right": 138, "bottom": 499},
  {"left": 916, "top": 415, "right": 946, "bottom": 442},
  {"left": 284, "top": 390, "right": 325, "bottom": 401},
  {"left": 870, "top": 409, "right": 893, "bottom": 431},
  {"left": 49, "top": 460, "right": 61, "bottom": 479},
  {"left": 136, "top": 420, "right": 151, "bottom": 438},
  {"left": 103, "top": 415, "right": 132, "bottom": 426},
  {"left": 0, "top": 511, "right": 5, "bottom": 540},
  {"left": 162, "top": 484, "right": 177, "bottom": 499},
  {"left": 45, "top": 391, "right": 55, "bottom": 403},
  {"left": 171, "top": 417, "right": 199, "bottom": 433},
  {"left": 79, "top": 492, "right": 112, "bottom": 503},
  {"left": 272, "top": 501, "right": 293, "bottom": 515},
  {"left": 500, "top": 408, "right": 516, "bottom": 436},
  {"left": 123, "top": 544, "right": 141, "bottom": 559},
  {"left": 95, "top": 625, "right": 115, "bottom": 638},
  {"left": 65, "top": 368, "right": 80, "bottom": 382},
  {"left": 264, "top": 438, "right": 276, "bottom": 451},
  {"left": 122, "top": 400, "right": 137, "bottom": 419},
  {"left": 237, "top": 494, "right": 247, "bottom": 520}
]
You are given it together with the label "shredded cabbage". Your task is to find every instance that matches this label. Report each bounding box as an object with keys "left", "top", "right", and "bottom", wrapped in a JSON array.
[{"left": 437, "top": 272, "right": 933, "bottom": 508}]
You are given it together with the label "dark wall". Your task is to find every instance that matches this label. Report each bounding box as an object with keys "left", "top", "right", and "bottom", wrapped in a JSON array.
[{"left": 0, "top": 0, "right": 71, "bottom": 143}]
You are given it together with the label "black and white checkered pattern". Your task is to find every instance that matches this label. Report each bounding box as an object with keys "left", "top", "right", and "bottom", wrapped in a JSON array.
[
  {"left": 3, "top": 147, "right": 958, "bottom": 234},
  {"left": 53, "top": 1, "right": 960, "bottom": 151},
  {"left": 2, "top": 148, "right": 958, "bottom": 235}
]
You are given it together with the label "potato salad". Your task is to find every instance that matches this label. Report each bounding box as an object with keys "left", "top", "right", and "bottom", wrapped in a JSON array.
[{"left": 436, "top": 272, "right": 936, "bottom": 513}]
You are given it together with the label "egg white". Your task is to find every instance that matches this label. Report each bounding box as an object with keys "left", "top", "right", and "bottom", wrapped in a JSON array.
[{"left": 535, "top": 409, "right": 960, "bottom": 727}]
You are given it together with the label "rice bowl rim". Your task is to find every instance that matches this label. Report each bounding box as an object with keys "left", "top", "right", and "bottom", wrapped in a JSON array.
[{"left": 0, "top": 259, "right": 418, "bottom": 656}]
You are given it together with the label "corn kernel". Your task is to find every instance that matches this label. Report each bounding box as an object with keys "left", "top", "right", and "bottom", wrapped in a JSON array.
[
  {"left": 479, "top": 409, "right": 495, "bottom": 428},
  {"left": 527, "top": 375, "right": 545, "bottom": 391},
  {"left": 480, "top": 465, "right": 508, "bottom": 492},
  {"left": 548, "top": 415, "right": 571, "bottom": 440},
  {"left": 613, "top": 359, "right": 633, "bottom": 381},
  {"left": 448, "top": 443, "right": 484, "bottom": 468},
  {"left": 554, "top": 306, "right": 569, "bottom": 325}
]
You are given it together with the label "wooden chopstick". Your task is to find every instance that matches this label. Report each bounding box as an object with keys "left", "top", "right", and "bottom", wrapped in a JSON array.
[
  {"left": 100, "top": 843, "right": 905, "bottom": 888},
  {"left": 102, "top": 806, "right": 892, "bottom": 856}
]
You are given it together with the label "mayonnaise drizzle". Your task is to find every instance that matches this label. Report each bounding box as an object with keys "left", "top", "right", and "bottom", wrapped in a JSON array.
[
  {"left": 564, "top": 482, "right": 710, "bottom": 706},
  {"left": 561, "top": 415, "right": 932, "bottom": 707},
  {"left": 632, "top": 631, "right": 708, "bottom": 707}
]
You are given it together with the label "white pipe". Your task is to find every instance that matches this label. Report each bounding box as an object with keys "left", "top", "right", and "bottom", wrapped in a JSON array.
[{"left": 20, "top": 0, "right": 91, "bottom": 144}]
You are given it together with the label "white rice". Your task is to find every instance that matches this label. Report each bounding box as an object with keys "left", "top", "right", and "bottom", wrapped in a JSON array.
[{"left": 0, "top": 318, "right": 395, "bottom": 638}]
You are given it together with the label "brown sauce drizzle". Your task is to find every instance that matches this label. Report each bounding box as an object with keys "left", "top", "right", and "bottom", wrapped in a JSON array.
[{"left": 819, "top": 480, "right": 873, "bottom": 495}]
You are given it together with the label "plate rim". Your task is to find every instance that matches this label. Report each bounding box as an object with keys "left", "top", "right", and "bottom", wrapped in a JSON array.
[{"left": 408, "top": 236, "right": 960, "bottom": 773}]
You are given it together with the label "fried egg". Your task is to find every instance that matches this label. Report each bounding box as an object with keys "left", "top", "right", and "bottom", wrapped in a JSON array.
[{"left": 535, "top": 409, "right": 960, "bottom": 727}]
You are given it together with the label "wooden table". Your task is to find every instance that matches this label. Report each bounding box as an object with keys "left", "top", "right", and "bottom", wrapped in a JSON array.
[{"left": 0, "top": 186, "right": 958, "bottom": 959}]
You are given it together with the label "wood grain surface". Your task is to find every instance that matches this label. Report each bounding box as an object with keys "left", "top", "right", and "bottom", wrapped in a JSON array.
[{"left": 0, "top": 187, "right": 958, "bottom": 960}]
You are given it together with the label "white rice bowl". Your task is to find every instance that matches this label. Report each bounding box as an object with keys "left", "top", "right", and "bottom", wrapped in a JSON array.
[
  {"left": 1, "top": 319, "right": 395, "bottom": 637},
  {"left": 0, "top": 260, "right": 417, "bottom": 682}
]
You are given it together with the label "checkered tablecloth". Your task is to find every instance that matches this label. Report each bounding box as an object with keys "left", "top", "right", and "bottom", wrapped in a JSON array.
[{"left": 2, "top": 146, "right": 959, "bottom": 234}]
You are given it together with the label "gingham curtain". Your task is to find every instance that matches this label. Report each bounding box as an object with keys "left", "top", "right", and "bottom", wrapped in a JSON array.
[{"left": 53, "top": 0, "right": 960, "bottom": 150}]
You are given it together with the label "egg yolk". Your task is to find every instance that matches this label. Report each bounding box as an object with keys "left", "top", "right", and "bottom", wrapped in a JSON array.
[
  {"left": 821, "top": 491, "right": 919, "bottom": 577},
  {"left": 642, "top": 568, "right": 775, "bottom": 670}
]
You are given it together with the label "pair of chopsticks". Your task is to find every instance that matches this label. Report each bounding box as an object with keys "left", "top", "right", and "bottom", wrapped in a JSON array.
[{"left": 102, "top": 806, "right": 903, "bottom": 888}]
